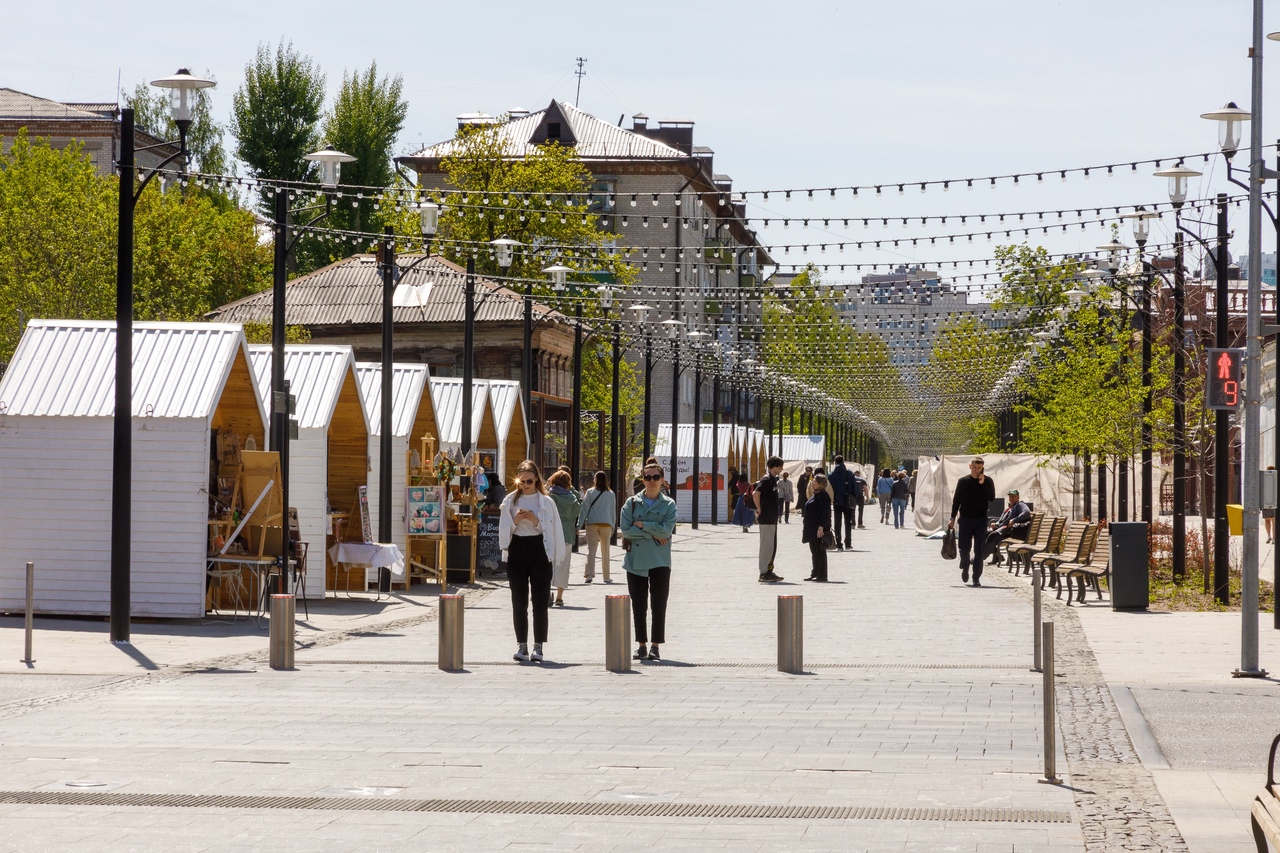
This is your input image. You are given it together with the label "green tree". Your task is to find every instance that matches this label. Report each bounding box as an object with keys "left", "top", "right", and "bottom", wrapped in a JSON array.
[
  {"left": 0, "top": 131, "right": 270, "bottom": 362},
  {"left": 919, "top": 316, "right": 1016, "bottom": 451},
  {"left": 230, "top": 40, "right": 326, "bottom": 213},
  {"left": 123, "top": 77, "right": 228, "bottom": 177},
  {"left": 322, "top": 62, "right": 407, "bottom": 235}
]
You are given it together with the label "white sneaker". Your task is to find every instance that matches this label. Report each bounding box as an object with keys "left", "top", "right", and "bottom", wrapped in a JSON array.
[
  {"left": 531, "top": 643, "right": 544, "bottom": 662},
  {"left": 513, "top": 643, "right": 530, "bottom": 662}
]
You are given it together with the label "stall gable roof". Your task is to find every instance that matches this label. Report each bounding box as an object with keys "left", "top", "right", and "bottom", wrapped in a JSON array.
[
  {"left": 781, "top": 434, "right": 826, "bottom": 464},
  {"left": 0, "top": 320, "right": 250, "bottom": 418},
  {"left": 247, "top": 345, "right": 362, "bottom": 430},
  {"left": 655, "top": 423, "right": 732, "bottom": 458},
  {"left": 354, "top": 362, "right": 429, "bottom": 438},
  {"left": 429, "top": 377, "right": 490, "bottom": 445},
  {"left": 486, "top": 380, "right": 524, "bottom": 441}
]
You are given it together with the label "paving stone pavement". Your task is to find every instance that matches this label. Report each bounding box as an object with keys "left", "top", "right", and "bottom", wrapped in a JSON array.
[{"left": 0, "top": 512, "right": 1200, "bottom": 851}]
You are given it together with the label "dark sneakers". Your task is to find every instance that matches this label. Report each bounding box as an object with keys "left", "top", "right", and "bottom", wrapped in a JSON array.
[
  {"left": 758, "top": 572, "right": 784, "bottom": 583},
  {"left": 961, "top": 566, "right": 969, "bottom": 583},
  {"left": 634, "top": 645, "right": 648, "bottom": 660},
  {"left": 648, "top": 645, "right": 661, "bottom": 661}
]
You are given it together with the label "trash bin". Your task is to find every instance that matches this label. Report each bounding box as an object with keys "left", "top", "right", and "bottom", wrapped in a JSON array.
[{"left": 1109, "top": 521, "right": 1148, "bottom": 611}]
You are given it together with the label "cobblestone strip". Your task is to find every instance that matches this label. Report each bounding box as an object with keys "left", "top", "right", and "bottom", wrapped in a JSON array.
[
  {"left": 0, "top": 583, "right": 497, "bottom": 723},
  {"left": 997, "top": 571, "right": 1189, "bottom": 851}
]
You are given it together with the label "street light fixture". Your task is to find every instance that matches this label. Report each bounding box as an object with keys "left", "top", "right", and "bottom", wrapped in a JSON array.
[
  {"left": 1200, "top": 101, "right": 1250, "bottom": 160},
  {"left": 112, "top": 68, "right": 215, "bottom": 644},
  {"left": 1122, "top": 205, "right": 1162, "bottom": 524},
  {"left": 267, "top": 143, "right": 355, "bottom": 594}
]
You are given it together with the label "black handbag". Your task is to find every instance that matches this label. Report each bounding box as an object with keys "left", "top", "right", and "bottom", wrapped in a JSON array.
[
  {"left": 822, "top": 530, "right": 835, "bottom": 550},
  {"left": 941, "top": 528, "right": 958, "bottom": 560}
]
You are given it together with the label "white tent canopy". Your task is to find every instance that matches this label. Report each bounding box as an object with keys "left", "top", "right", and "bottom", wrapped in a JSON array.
[{"left": 912, "top": 453, "right": 1080, "bottom": 537}]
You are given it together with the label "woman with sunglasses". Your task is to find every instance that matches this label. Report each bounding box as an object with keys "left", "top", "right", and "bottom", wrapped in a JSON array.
[
  {"left": 620, "top": 461, "right": 678, "bottom": 661},
  {"left": 497, "top": 460, "right": 565, "bottom": 663}
]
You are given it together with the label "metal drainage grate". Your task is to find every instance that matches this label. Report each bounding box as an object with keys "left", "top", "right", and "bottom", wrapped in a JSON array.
[
  {"left": 303, "top": 660, "right": 1028, "bottom": 670},
  {"left": 0, "top": 791, "right": 1070, "bottom": 823}
]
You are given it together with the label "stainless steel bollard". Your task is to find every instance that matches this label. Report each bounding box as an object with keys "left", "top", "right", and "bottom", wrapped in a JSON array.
[
  {"left": 1032, "top": 565, "right": 1043, "bottom": 672},
  {"left": 1041, "top": 621, "right": 1060, "bottom": 783},
  {"left": 21, "top": 561, "right": 34, "bottom": 664},
  {"left": 438, "top": 594, "right": 464, "bottom": 672},
  {"left": 777, "top": 595, "right": 803, "bottom": 674},
  {"left": 269, "top": 594, "right": 295, "bottom": 670},
  {"left": 604, "top": 595, "right": 631, "bottom": 672}
]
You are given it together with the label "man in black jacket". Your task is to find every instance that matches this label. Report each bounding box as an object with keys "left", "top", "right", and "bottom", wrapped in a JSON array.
[
  {"left": 826, "top": 456, "right": 854, "bottom": 550},
  {"left": 948, "top": 457, "right": 995, "bottom": 586}
]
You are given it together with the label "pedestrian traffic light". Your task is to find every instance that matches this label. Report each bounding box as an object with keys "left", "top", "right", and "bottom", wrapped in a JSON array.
[{"left": 1207, "top": 348, "right": 1243, "bottom": 411}]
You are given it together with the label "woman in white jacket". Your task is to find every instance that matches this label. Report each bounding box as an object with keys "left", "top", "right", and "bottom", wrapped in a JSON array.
[{"left": 497, "top": 460, "right": 566, "bottom": 663}]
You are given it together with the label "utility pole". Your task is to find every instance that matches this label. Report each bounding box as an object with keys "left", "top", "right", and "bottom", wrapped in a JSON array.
[{"left": 574, "top": 57, "right": 588, "bottom": 106}]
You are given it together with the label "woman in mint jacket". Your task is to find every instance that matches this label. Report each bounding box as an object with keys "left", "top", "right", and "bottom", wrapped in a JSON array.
[{"left": 619, "top": 460, "right": 678, "bottom": 661}]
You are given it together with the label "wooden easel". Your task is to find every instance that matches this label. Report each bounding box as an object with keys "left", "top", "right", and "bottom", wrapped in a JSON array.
[
  {"left": 240, "top": 451, "right": 284, "bottom": 557},
  {"left": 406, "top": 433, "right": 450, "bottom": 587}
]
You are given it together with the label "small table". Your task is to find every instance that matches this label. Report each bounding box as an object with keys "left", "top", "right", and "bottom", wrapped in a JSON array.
[{"left": 327, "top": 542, "right": 405, "bottom": 598}]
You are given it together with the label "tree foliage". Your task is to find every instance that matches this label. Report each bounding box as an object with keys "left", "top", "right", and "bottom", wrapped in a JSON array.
[
  {"left": 0, "top": 131, "right": 270, "bottom": 362},
  {"left": 230, "top": 40, "right": 326, "bottom": 214},
  {"left": 322, "top": 62, "right": 407, "bottom": 235}
]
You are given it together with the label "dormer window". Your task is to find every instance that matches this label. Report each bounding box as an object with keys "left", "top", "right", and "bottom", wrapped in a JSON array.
[{"left": 547, "top": 122, "right": 561, "bottom": 140}]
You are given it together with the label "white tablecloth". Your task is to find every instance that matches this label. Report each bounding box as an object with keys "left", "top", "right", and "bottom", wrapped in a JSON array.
[{"left": 328, "top": 542, "right": 405, "bottom": 580}]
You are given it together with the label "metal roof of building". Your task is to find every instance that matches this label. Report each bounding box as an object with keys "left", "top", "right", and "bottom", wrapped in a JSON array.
[
  {"left": 0, "top": 88, "right": 114, "bottom": 121},
  {"left": 206, "top": 254, "right": 564, "bottom": 328},
  {"left": 655, "top": 423, "right": 737, "bottom": 458},
  {"left": 486, "top": 380, "right": 525, "bottom": 441},
  {"left": 429, "top": 377, "right": 490, "bottom": 447},
  {"left": 404, "top": 100, "right": 686, "bottom": 163},
  {"left": 354, "top": 362, "right": 429, "bottom": 438},
  {"left": 781, "top": 434, "right": 826, "bottom": 464},
  {"left": 0, "top": 320, "right": 254, "bottom": 419},
  {"left": 247, "top": 345, "right": 363, "bottom": 431}
]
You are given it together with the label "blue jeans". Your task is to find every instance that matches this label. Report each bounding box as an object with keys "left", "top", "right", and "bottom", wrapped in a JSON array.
[{"left": 891, "top": 497, "right": 907, "bottom": 528}]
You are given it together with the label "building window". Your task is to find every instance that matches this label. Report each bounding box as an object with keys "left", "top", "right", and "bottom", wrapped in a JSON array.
[{"left": 547, "top": 122, "right": 561, "bottom": 140}]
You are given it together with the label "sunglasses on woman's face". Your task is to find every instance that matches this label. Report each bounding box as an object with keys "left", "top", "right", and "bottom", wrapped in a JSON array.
[
  {"left": 642, "top": 474, "right": 663, "bottom": 482},
  {"left": 518, "top": 478, "right": 535, "bottom": 486}
]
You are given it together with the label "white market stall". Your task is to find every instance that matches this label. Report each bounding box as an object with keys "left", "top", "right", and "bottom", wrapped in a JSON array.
[
  {"left": 655, "top": 423, "right": 733, "bottom": 523},
  {"left": 354, "top": 362, "right": 437, "bottom": 564},
  {"left": 781, "top": 434, "right": 826, "bottom": 466},
  {"left": 487, "top": 379, "right": 529, "bottom": 486},
  {"left": 0, "top": 320, "right": 266, "bottom": 617},
  {"left": 249, "top": 345, "right": 369, "bottom": 597}
]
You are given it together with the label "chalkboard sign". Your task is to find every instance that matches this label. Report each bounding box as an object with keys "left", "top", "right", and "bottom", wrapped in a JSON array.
[
  {"left": 445, "top": 534, "right": 474, "bottom": 582},
  {"left": 476, "top": 512, "right": 503, "bottom": 572}
]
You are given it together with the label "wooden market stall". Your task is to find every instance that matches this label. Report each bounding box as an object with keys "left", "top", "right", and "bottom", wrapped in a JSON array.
[
  {"left": 249, "top": 345, "right": 369, "bottom": 597},
  {"left": 0, "top": 320, "right": 266, "bottom": 618},
  {"left": 354, "top": 361, "right": 439, "bottom": 585},
  {"left": 486, "top": 379, "right": 529, "bottom": 487},
  {"left": 427, "top": 377, "right": 498, "bottom": 582}
]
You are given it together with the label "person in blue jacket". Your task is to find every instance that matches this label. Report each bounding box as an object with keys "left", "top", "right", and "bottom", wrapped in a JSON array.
[{"left": 620, "top": 460, "right": 678, "bottom": 661}]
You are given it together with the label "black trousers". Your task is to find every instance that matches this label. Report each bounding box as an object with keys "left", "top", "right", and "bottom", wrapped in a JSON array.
[
  {"left": 507, "top": 535, "right": 552, "bottom": 643},
  {"left": 852, "top": 498, "right": 865, "bottom": 526},
  {"left": 833, "top": 505, "right": 853, "bottom": 546},
  {"left": 984, "top": 528, "right": 1018, "bottom": 563},
  {"left": 782, "top": 500, "right": 791, "bottom": 523},
  {"left": 808, "top": 537, "right": 828, "bottom": 580},
  {"left": 957, "top": 517, "right": 987, "bottom": 580},
  {"left": 627, "top": 567, "right": 671, "bottom": 644}
]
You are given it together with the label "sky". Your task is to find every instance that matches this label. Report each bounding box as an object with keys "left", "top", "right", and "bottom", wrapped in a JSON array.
[{"left": 3, "top": 0, "right": 1278, "bottom": 292}]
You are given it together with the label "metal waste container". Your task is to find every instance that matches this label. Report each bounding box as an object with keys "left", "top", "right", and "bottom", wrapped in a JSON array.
[{"left": 1109, "top": 521, "right": 1148, "bottom": 610}]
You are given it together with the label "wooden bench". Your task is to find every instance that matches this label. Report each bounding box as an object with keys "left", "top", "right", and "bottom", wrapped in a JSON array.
[
  {"left": 1252, "top": 734, "right": 1280, "bottom": 851},
  {"left": 1009, "top": 516, "right": 1065, "bottom": 577},
  {"left": 1031, "top": 521, "right": 1094, "bottom": 589},
  {"left": 1055, "top": 528, "right": 1109, "bottom": 605},
  {"left": 996, "top": 512, "right": 1042, "bottom": 571}
]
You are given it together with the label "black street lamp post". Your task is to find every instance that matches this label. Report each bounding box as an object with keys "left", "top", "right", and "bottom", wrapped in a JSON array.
[
  {"left": 632, "top": 303, "right": 653, "bottom": 465},
  {"left": 544, "top": 265, "right": 576, "bottom": 477},
  {"left": 687, "top": 331, "right": 707, "bottom": 529},
  {"left": 663, "top": 319, "right": 684, "bottom": 491},
  {"left": 112, "top": 70, "right": 215, "bottom": 644}
]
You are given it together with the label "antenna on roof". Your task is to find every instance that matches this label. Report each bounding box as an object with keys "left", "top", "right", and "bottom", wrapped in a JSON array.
[{"left": 574, "top": 57, "right": 587, "bottom": 107}]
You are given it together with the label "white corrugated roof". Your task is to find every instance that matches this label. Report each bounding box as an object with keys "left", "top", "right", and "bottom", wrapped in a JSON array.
[
  {"left": 781, "top": 435, "right": 826, "bottom": 463},
  {"left": 248, "top": 345, "right": 362, "bottom": 430},
  {"left": 406, "top": 101, "right": 686, "bottom": 162},
  {"left": 486, "top": 380, "right": 524, "bottom": 441},
  {"left": 0, "top": 320, "right": 253, "bottom": 419},
  {"left": 429, "top": 377, "right": 490, "bottom": 446},
  {"left": 655, "top": 423, "right": 736, "bottom": 457},
  {"left": 354, "top": 362, "right": 429, "bottom": 438}
]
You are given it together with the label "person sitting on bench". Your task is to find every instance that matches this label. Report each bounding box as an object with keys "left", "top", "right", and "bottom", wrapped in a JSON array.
[{"left": 985, "top": 489, "right": 1031, "bottom": 565}]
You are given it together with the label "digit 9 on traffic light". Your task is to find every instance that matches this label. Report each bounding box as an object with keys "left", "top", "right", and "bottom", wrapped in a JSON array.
[{"left": 1207, "top": 348, "right": 1243, "bottom": 411}]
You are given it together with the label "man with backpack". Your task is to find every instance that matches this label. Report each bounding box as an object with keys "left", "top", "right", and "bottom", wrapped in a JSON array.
[{"left": 826, "top": 455, "right": 854, "bottom": 551}]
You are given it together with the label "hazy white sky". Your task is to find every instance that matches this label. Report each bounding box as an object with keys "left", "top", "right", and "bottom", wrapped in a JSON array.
[{"left": 3, "top": 1, "right": 1277, "bottom": 287}]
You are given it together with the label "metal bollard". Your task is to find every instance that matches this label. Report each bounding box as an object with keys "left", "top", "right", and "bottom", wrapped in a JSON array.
[
  {"left": 777, "top": 595, "right": 803, "bottom": 674},
  {"left": 1032, "top": 565, "right": 1043, "bottom": 672},
  {"left": 604, "top": 595, "right": 631, "bottom": 673},
  {"left": 1040, "top": 621, "right": 1060, "bottom": 784},
  {"left": 438, "top": 594, "right": 464, "bottom": 672},
  {"left": 268, "top": 594, "right": 295, "bottom": 670},
  {"left": 21, "top": 561, "right": 34, "bottom": 665}
]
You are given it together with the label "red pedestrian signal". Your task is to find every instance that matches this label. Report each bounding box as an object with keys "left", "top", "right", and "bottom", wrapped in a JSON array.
[{"left": 1207, "top": 348, "right": 1243, "bottom": 411}]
